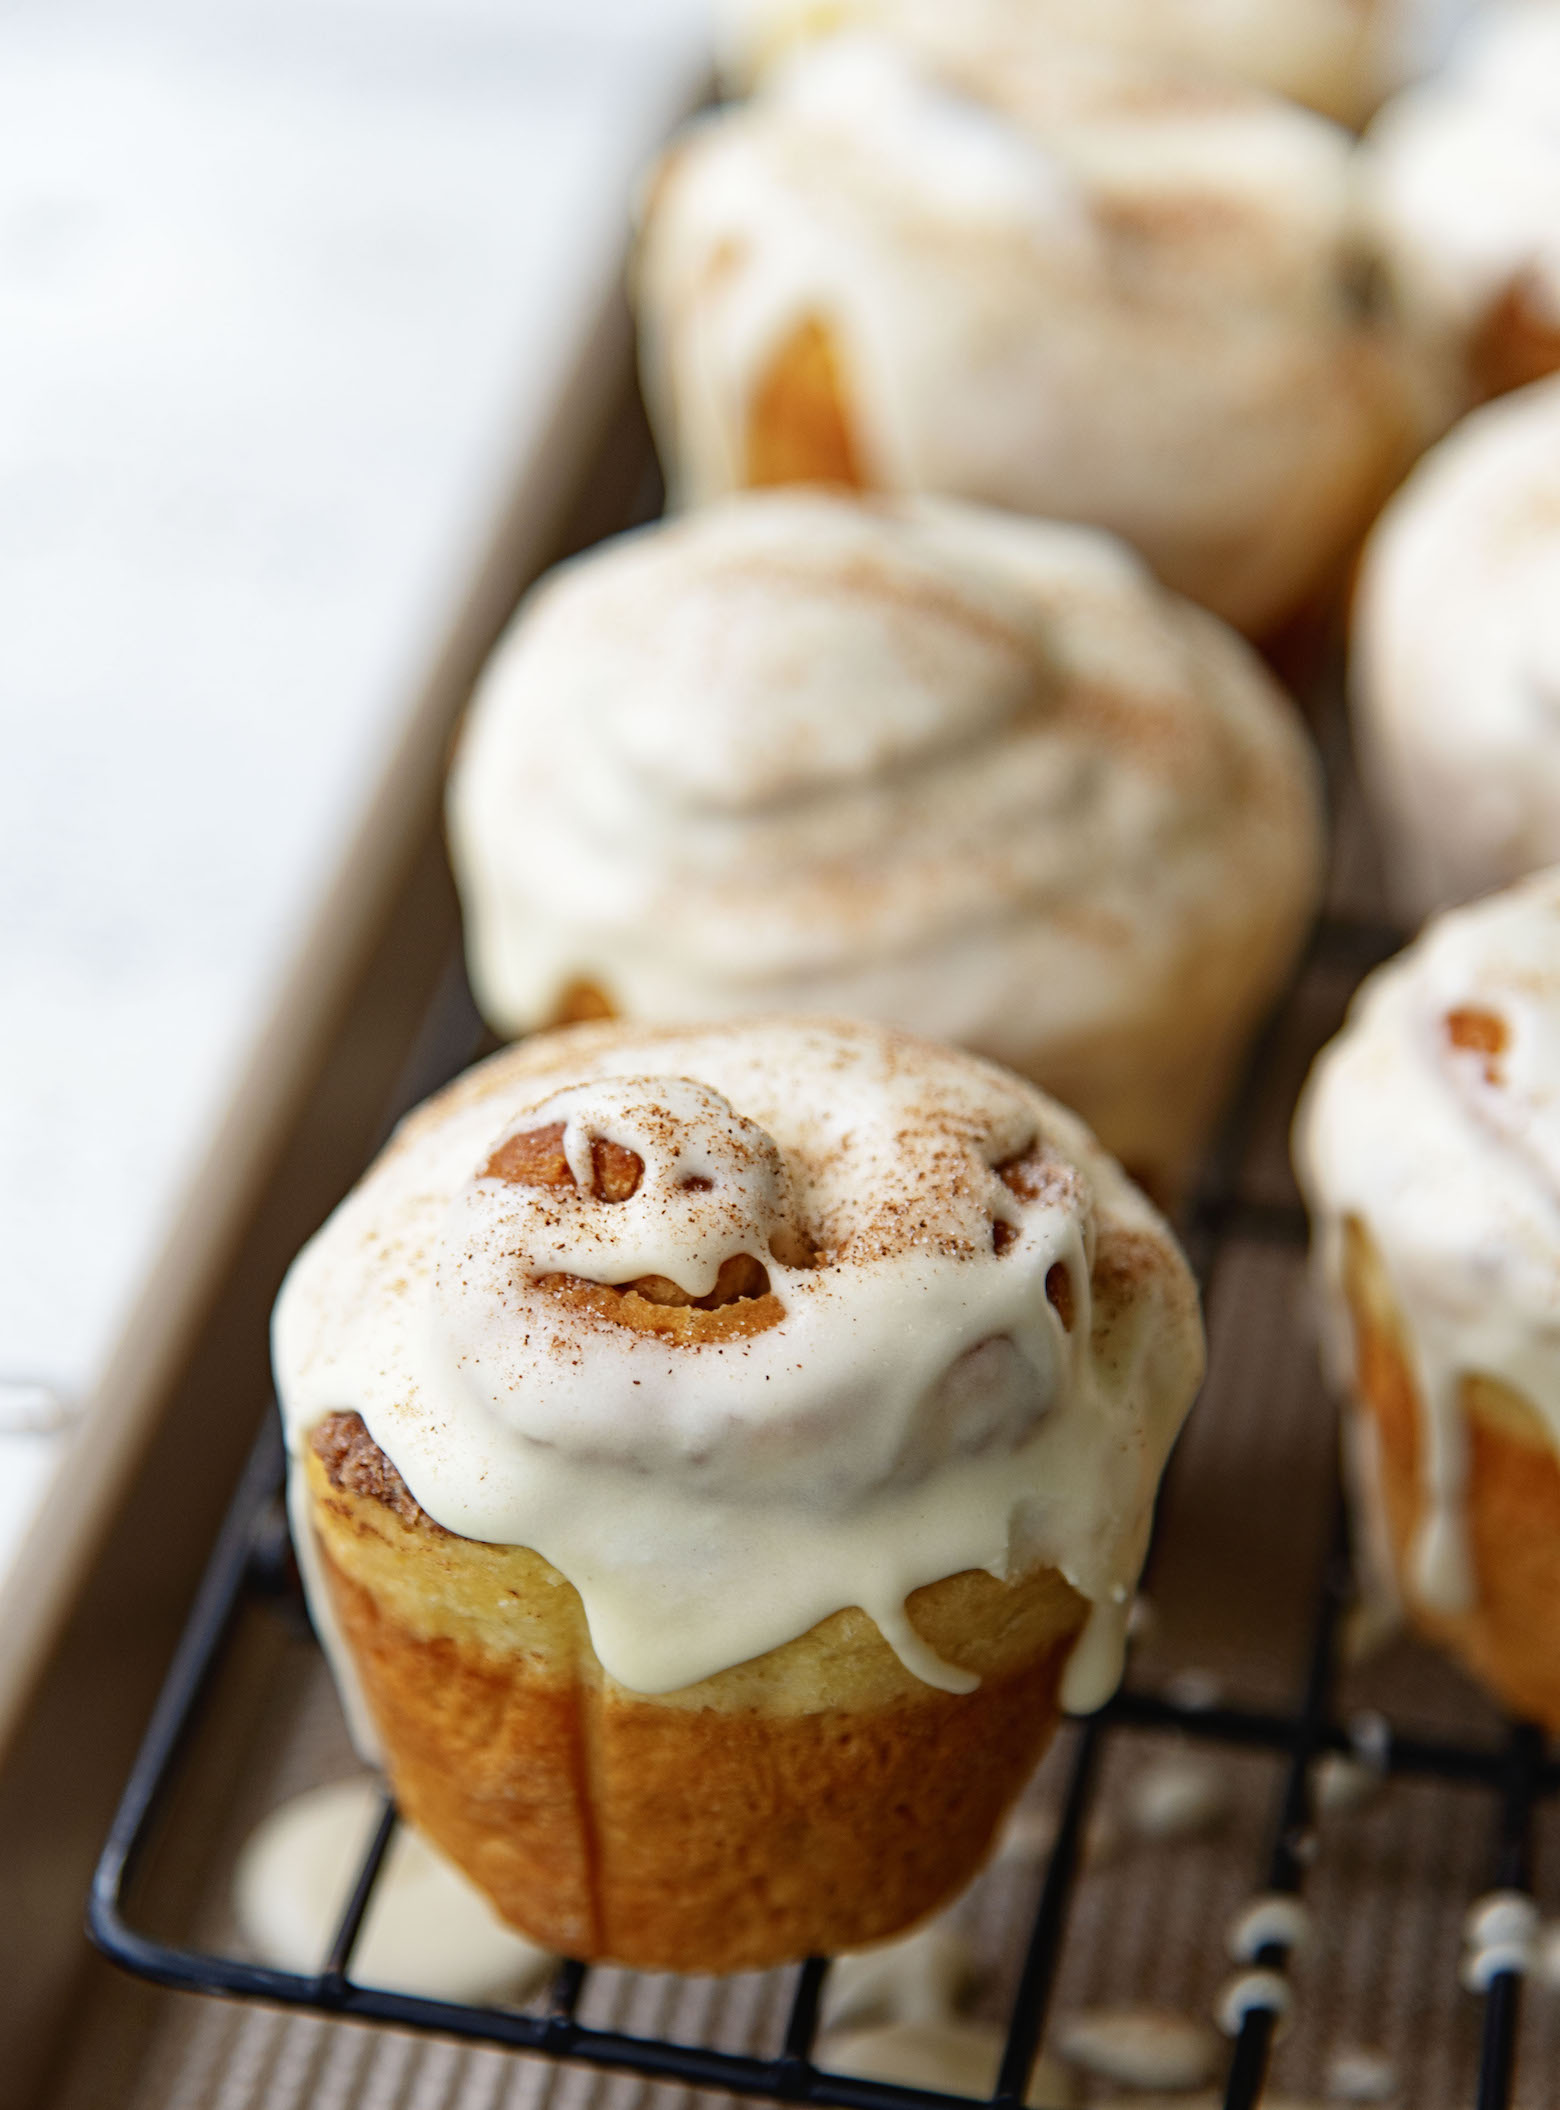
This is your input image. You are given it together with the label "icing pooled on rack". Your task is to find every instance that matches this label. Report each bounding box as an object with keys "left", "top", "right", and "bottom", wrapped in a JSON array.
[
  {"left": 233, "top": 1779, "right": 553, "bottom": 2004},
  {"left": 274, "top": 1018, "right": 1202, "bottom": 1706},
  {"left": 1296, "top": 871, "right": 1560, "bottom": 1616},
  {"left": 1352, "top": 373, "right": 1560, "bottom": 922},
  {"left": 635, "top": 33, "right": 1416, "bottom": 634}
]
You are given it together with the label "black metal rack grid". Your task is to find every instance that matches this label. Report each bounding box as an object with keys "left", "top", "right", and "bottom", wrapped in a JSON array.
[{"left": 86, "top": 891, "right": 1560, "bottom": 2110}]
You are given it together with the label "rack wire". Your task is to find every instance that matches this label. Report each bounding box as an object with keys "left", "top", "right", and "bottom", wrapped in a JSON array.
[{"left": 87, "top": 896, "right": 1560, "bottom": 2110}]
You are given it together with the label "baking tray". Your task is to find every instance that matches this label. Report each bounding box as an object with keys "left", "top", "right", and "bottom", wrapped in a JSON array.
[{"left": 71, "top": 650, "right": 1560, "bottom": 2110}]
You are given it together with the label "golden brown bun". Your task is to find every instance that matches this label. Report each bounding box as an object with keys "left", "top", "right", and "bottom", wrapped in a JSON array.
[
  {"left": 1341, "top": 1216, "right": 1560, "bottom": 1728},
  {"left": 748, "top": 315, "right": 866, "bottom": 490},
  {"left": 742, "top": 316, "right": 1408, "bottom": 647},
  {"left": 636, "top": 40, "right": 1427, "bottom": 641},
  {"left": 1468, "top": 276, "right": 1560, "bottom": 404},
  {"left": 306, "top": 1439, "right": 1086, "bottom": 1970}
]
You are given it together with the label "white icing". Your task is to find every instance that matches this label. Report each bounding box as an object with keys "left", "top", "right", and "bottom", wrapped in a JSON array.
[
  {"left": 232, "top": 1777, "right": 553, "bottom": 2004},
  {"left": 1466, "top": 1890, "right": 1541, "bottom": 1946},
  {"left": 1058, "top": 1597, "right": 1132, "bottom": 1714},
  {"left": 1352, "top": 374, "right": 1560, "bottom": 922},
  {"left": 448, "top": 490, "right": 1323, "bottom": 1190},
  {"left": 1316, "top": 1708, "right": 1392, "bottom": 1811},
  {"left": 636, "top": 35, "right": 1417, "bottom": 634},
  {"left": 995, "top": 1794, "right": 1122, "bottom": 1868},
  {"left": 820, "top": 1924, "right": 977, "bottom": 2032},
  {"left": 286, "top": 1466, "right": 381, "bottom": 1762},
  {"left": 996, "top": 1803, "right": 1058, "bottom": 1863},
  {"left": 714, "top": 0, "right": 1470, "bottom": 125},
  {"left": 1325, "top": 2048, "right": 1400, "bottom": 2103},
  {"left": 1162, "top": 1665, "right": 1225, "bottom": 1710},
  {"left": 1363, "top": 4, "right": 1560, "bottom": 379},
  {"left": 1295, "top": 869, "right": 1560, "bottom": 1619},
  {"left": 819, "top": 2020, "right": 1077, "bottom": 2107},
  {"left": 1350, "top": 1708, "right": 1393, "bottom": 1767},
  {"left": 1315, "top": 1753, "right": 1383, "bottom": 1814},
  {"left": 1461, "top": 1938, "right": 1534, "bottom": 1990},
  {"left": 1228, "top": 1896, "right": 1311, "bottom": 1960},
  {"left": 1215, "top": 1969, "right": 1292, "bottom": 2035},
  {"left": 1054, "top": 2007, "right": 1219, "bottom": 2091},
  {"left": 274, "top": 1018, "right": 1203, "bottom": 1706},
  {"left": 1125, "top": 1754, "right": 1231, "bottom": 1842}
]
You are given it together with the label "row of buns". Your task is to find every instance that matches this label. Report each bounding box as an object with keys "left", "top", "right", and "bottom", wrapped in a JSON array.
[{"left": 268, "top": 2, "right": 1560, "bottom": 1980}]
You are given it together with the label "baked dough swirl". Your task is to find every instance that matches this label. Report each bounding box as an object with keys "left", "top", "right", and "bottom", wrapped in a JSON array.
[
  {"left": 1351, "top": 373, "right": 1560, "bottom": 923},
  {"left": 1296, "top": 870, "right": 1560, "bottom": 1726},
  {"left": 448, "top": 490, "right": 1324, "bottom": 1199},
  {"left": 635, "top": 34, "right": 1420, "bottom": 635},
  {"left": 274, "top": 1017, "right": 1203, "bottom": 1965}
]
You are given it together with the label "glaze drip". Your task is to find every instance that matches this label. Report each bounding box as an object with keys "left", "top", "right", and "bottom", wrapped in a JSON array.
[
  {"left": 1296, "top": 869, "right": 1560, "bottom": 1617},
  {"left": 275, "top": 1018, "right": 1202, "bottom": 1711}
]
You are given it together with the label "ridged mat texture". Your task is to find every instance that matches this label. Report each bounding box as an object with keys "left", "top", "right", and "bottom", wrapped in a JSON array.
[{"left": 47, "top": 725, "right": 1560, "bottom": 2109}]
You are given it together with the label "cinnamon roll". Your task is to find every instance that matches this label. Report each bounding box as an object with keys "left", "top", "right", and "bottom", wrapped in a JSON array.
[
  {"left": 715, "top": 0, "right": 1473, "bottom": 128},
  {"left": 446, "top": 491, "right": 1324, "bottom": 1201},
  {"left": 1351, "top": 373, "right": 1560, "bottom": 924},
  {"left": 1362, "top": 5, "right": 1560, "bottom": 412},
  {"left": 273, "top": 1017, "right": 1204, "bottom": 1970},
  {"left": 635, "top": 34, "right": 1421, "bottom": 636},
  {"left": 1295, "top": 870, "right": 1560, "bottom": 1727}
]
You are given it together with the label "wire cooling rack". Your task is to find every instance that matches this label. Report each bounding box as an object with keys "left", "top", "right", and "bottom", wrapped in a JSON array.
[{"left": 86, "top": 901, "right": 1560, "bottom": 2110}]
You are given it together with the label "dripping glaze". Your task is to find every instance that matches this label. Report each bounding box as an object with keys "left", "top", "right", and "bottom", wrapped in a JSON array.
[
  {"left": 1297, "top": 869, "right": 1560, "bottom": 1616},
  {"left": 275, "top": 1019, "right": 1201, "bottom": 1728}
]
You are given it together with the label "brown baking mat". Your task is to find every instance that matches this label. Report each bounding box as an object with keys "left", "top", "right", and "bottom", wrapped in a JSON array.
[{"left": 46, "top": 685, "right": 1560, "bottom": 2109}]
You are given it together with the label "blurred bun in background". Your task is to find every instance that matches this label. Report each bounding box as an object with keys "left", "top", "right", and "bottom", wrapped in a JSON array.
[
  {"left": 447, "top": 489, "right": 1324, "bottom": 1198},
  {"left": 1351, "top": 374, "right": 1560, "bottom": 923},
  {"left": 636, "top": 32, "right": 1427, "bottom": 636},
  {"left": 1362, "top": 2, "right": 1560, "bottom": 413},
  {"left": 714, "top": 0, "right": 1476, "bottom": 127},
  {"left": 1297, "top": 868, "right": 1560, "bottom": 1729}
]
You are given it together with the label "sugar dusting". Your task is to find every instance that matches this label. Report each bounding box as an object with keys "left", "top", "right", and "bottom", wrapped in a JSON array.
[{"left": 274, "top": 1017, "right": 1202, "bottom": 1707}]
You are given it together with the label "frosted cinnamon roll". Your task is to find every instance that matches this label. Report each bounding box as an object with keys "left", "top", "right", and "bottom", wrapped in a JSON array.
[
  {"left": 715, "top": 0, "right": 1473, "bottom": 128},
  {"left": 1362, "top": 5, "right": 1560, "bottom": 412},
  {"left": 273, "top": 1016, "right": 1204, "bottom": 1969},
  {"left": 1351, "top": 374, "right": 1560, "bottom": 923},
  {"left": 635, "top": 35, "right": 1421, "bottom": 636},
  {"left": 1295, "top": 870, "right": 1560, "bottom": 1727},
  {"left": 446, "top": 491, "right": 1324, "bottom": 1201}
]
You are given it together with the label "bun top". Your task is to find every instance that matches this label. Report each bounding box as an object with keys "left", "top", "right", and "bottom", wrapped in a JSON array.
[
  {"left": 635, "top": 35, "right": 1415, "bottom": 632},
  {"left": 714, "top": 0, "right": 1459, "bottom": 127},
  {"left": 447, "top": 491, "right": 1321, "bottom": 1170},
  {"left": 1296, "top": 868, "right": 1560, "bottom": 1618},
  {"left": 1362, "top": 5, "right": 1560, "bottom": 395},
  {"left": 275, "top": 1016, "right": 1203, "bottom": 1706},
  {"left": 1353, "top": 374, "right": 1560, "bottom": 921}
]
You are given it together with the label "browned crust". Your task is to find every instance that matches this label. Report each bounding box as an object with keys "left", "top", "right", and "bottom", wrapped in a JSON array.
[
  {"left": 1342, "top": 1216, "right": 1560, "bottom": 1728},
  {"left": 536, "top": 1266, "right": 786, "bottom": 1342},
  {"left": 746, "top": 315, "right": 867, "bottom": 491},
  {"left": 312, "top": 1413, "right": 436, "bottom": 1533},
  {"left": 550, "top": 979, "right": 618, "bottom": 1027},
  {"left": 305, "top": 1446, "right": 1086, "bottom": 1969},
  {"left": 1470, "top": 275, "right": 1560, "bottom": 404}
]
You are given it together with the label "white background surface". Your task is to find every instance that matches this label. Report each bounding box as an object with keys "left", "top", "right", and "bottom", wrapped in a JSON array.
[{"left": 0, "top": 0, "right": 708, "bottom": 1636}]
